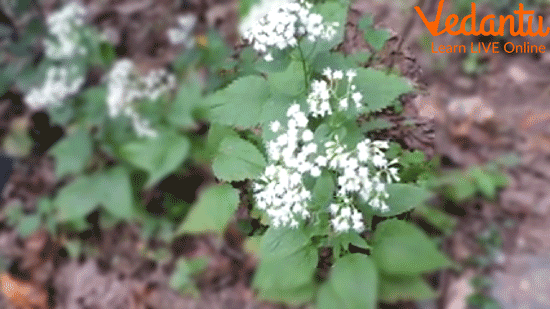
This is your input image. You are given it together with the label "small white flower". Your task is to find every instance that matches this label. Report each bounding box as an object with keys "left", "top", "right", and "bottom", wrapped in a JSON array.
[
  {"left": 333, "top": 70, "right": 344, "bottom": 80},
  {"left": 270, "top": 120, "right": 281, "bottom": 132},
  {"left": 264, "top": 53, "right": 274, "bottom": 62},
  {"left": 339, "top": 98, "right": 348, "bottom": 110},
  {"left": 302, "top": 129, "right": 314, "bottom": 141}
]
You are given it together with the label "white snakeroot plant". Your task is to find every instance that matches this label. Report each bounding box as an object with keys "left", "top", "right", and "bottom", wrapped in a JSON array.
[
  {"left": 24, "top": 2, "right": 88, "bottom": 110},
  {"left": 24, "top": 67, "right": 85, "bottom": 110},
  {"left": 253, "top": 68, "right": 400, "bottom": 233},
  {"left": 242, "top": 0, "right": 339, "bottom": 61},
  {"left": 106, "top": 59, "right": 176, "bottom": 138},
  {"left": 43, "top": 2, "right": 87, "bottom": 60}
]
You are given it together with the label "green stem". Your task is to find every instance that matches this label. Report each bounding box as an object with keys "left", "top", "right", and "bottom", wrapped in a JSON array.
[{"left": 297, "top": 41, "right": 309, "bottom": 92}]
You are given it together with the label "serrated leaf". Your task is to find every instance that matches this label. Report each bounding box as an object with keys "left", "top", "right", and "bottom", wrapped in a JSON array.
[
  {"left": 254, "top": 228, "right": 317, "bottom": 305},
  {"left": 212, "top": 135, "right": 266, "bottom": 182},
  {"left": 372, "top": 220, "right": 450, "bottom": 275},
  {"left": 121, "top": 130, "right": 190, "bottom": 187},
  {"left": 353, "top": 68, "right": 413, "bottom": 112},
  {"left": 204, "top": 75, "right": 270, "bottom": 127},
  {"left": 317, "top": 254, "right": 378, "bottom": 309},
  {"left": 205, "top": 124, "right": 239, "bottom": 159},
  {"left": 378, "top": 273, "right": 436, "bottom": 303},
  {"left": 169, "top": 74, "right": 203, "bottom": 129},
  {"left": 268, "top": 60, "right": 306, "bottom": 96},
  {"left": 50, "top": 128, "right": 92, "bottom": 179},
  {"left": 177, "top": 184, "right": 240, "bottom": 234},
  {"left": 366, "top": 183, "right": 433, "bottom": 217}
]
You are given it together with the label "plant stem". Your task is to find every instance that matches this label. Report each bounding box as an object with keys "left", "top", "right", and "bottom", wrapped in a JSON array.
[{"left": 297, "top": 41, "right": 309, "bottom": 92}]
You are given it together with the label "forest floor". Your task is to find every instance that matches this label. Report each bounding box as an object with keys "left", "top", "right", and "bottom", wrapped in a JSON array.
[{"left": 2, "top": 0, "right": 550, "bottom": 308}]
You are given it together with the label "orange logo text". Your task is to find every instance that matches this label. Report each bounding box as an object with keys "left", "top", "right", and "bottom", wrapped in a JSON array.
[{"left": 415, "top": 0, "right": 550, "bottom": 37}]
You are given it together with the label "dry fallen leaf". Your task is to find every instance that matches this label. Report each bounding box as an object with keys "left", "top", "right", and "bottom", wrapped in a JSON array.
[{"left": 0, "top": 273, "right": 48, "bottom": 309}]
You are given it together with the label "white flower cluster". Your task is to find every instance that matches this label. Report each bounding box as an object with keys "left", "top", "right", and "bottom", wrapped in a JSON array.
[
  {"left": 242, "top": 0, "right": 339, "bottom": 61},
  {"left": 167, "top": 14, "right": 197, "bottom": 48},
  {"left": 253, "top": 68, "right": 400, "bottom": 233},
  {"left": 44, "top": 2, "right": 87, "bottom": 60},
  {"left": 24, "top": 67, "right": 85, "bottom": 110},
  {"left": 24, "top": 2, "right": 88, "bottom": 110},
  {"left": 106, "top": 59, "right": 176, "bottom": 138},
  {"left": 308, "top": 68, "right": 363, "bottom": 117}
]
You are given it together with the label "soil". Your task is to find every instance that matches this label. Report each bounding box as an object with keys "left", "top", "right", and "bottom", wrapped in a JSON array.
[{"left": 2, "top": 0, "right": 550, "bottom": 308}]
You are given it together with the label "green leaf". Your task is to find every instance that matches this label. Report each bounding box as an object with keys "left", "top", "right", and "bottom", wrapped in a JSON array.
[
  {"left": 317, "top": 254, "right": 378, "bottom": 309},
  {"left": 361, "top": 118, "right": 394, "bottom": 132},
  {"left": 17, "top": 214, "right": 41, "bottom": 238},
  {"left": 353, "top": 68, "right": 413, "bottom": 112},
  {"left": 358, "top": 15, "right": 392, "bottom": 51},
  {"left": 55, "top": 166, "right": 134, "bottom": 221},
  {"left": 254, "top": 228, "right": 318, "bottom": 305},
  {"left": 177, "top": 184, "right": 240, "bottom": 234},
  {"left": 205, "top": 124, "right": 239, "bottom": 159},
  {"left": 81, "top": 86, "right": 107, "bottom": 127},
  {"left": 311, "top": 172, "right": 335, "bottom": 210},
  {"left": 378, "top": 273, "right": 436, "bottom": 303},
  {"left": 50, "top": 128, "right": 93, "bottom": 179},
  {"left": 372, "top": 220, "right": 450, "bottom": 276},
  {"left": 239, "top": 0, "right": 262, "bottom": 17},
  {"left": 302, "top": 1, "right": 348, "bottom": 57},
  {"left": 204, "top": 75, "right": 270, "bottom": 127},
  {"left": 55, "top": 176, "right": 103, "bottom": 221},
  {"left": 99, "top": 166, "right": 133, "bottom": 219},
  {"left": 268, "top": 60, "right": 306, "bottom": 96},
  {"left": 168, "top": 74, "right": 203, "bottom": 129},
  {"left": 169, "top": 258, "right": 200, "bottom": 297},
  {"left": 121, "top": 130, "right": 190, "bottom": 187},
  {"left": 470, "top": 167, "right": 498, "bottom": 199},
  {"left": 212, "top": 135, "right": 266, "bottom": 182},
  {"left": 366, "top": 183, "right": 433, "bottom": 217}
]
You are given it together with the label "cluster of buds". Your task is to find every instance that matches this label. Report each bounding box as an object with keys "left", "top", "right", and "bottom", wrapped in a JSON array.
[
  {"left": 106, "top": 59, "right": 176, "bottom": 138},
  {"left": 253, "top": 68, "right": 400, "bottom": 233},
  {"left": 242, "top": 0, "right": 339, "bottom": 61}
]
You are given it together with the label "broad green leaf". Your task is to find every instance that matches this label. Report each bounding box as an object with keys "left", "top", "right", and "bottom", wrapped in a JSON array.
[
  {"left": 204, "top": 75, "right": 270, "bottom": 127},
  {"left": 50, "top": 128, "right": 92, "bottom": 179},
  {"left": 470, "top": 167, "right": 499, "bottom": 200},
  {"left": 48, "top": 101, "right": 74, "bottom": 126},
  {"left": 169, "top": 258, "right": 199, "bottom": 297},
  {"left": 121, "top": 130, "right": 190, "bottom": 187},
  {"left": 366, "top": 183, "right": 433, "bottom": 217},
  {"left": 353, "top": 68, "right": 413, "bottom": 112},
  {"left": 361, "top": 118, "right": 394, "bottom": 132},
  {"left": 254, "top": 228, "right": 318, "bottom": 305},
  {"left": 169, "top": 74, "right": 203, "bottom": 129},
  {"left": 212, "top": 135, "right": 266, "bottom": 182},
  {"left": 372, "top": 220, "right": 450, "bottom": 275},
  {"left": 205, "top": 124, "right": 239, "bottom": 159},
  {"left": 358, "top": 15, "right": 391, "bottom": 51},
  {"left": 378, "top": 273, "right": 436, "bottom": 303},
  {"left": 317, "top": 254, "right": 378, "bottom": 309},
  {"left": 268, "top": 60, "right": 306, "bottom": 96},
  {"left": 81, "top": 86, "right": 107, "bottom": 127},
  {"left": 55, "top": 166, "right": 134, "bottom": 221},
  {"left": 55, "top": 176, "right": 102, "bottom": 221},
  {"left": 311, "top": 172, "right": 335, "bottom": 210},
  {"left": 177, "top": 184, "right": 240, "bottom": 234},
  {"left": 99, "top": 166, "right": 133, "bottom": 219}
]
